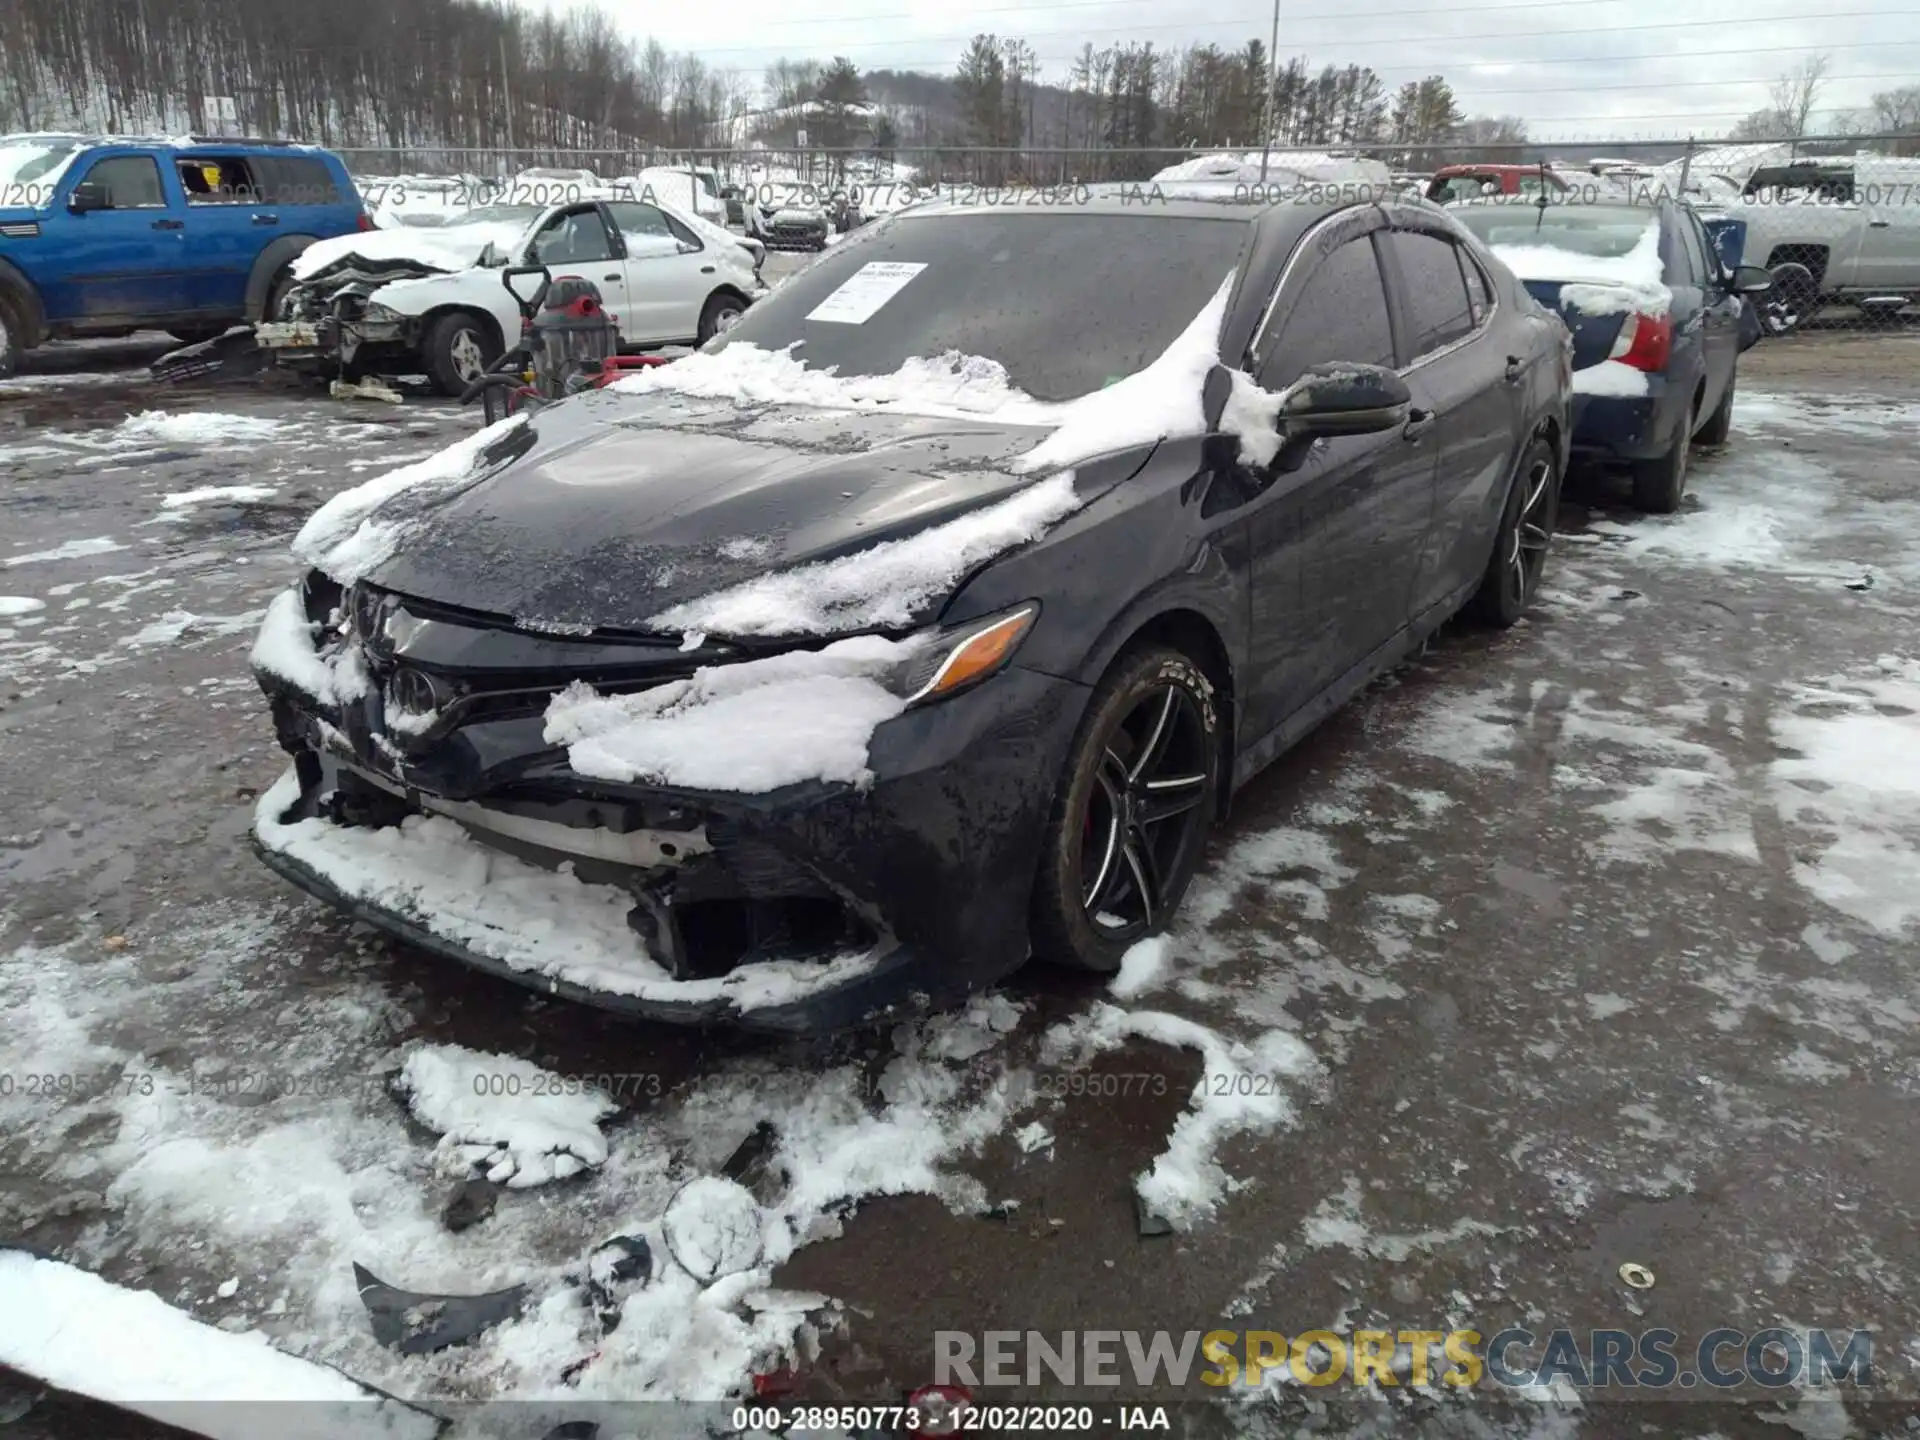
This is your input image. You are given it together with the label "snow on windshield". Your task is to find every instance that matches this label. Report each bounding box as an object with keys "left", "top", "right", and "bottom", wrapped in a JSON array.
[{"left": 1473, "top": 214, "right": 1670, "bottom": 314}]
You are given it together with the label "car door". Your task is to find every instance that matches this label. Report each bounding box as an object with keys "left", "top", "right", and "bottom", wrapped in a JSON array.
[
  {"left": 1680, "top": 206, "right": 1741, "bottom": 409},
  {"left": 1378, "top": 221, "right": 1518, "bottom": 621},
  {"left": 1231, "top": 213, "right": 1434, "bottom": 743},
  {"left": 605, "top": 200, "right": 710, "bottom": 343},
  {"left": 173, "top": 153, "right": 268, "bottom": 316},
  {"left": 1854, "top": 163, "right": 1920, "bottom": 292},
  {"left": 47, "top": 150, "right": 189, "bottom": 325},
  {"left": 524, "top": 204, "right": 631, "bottom": 334}
]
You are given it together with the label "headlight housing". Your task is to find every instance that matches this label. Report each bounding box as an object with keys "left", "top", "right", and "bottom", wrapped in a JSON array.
[
  {"left": 884, "top": 603, "right": 1039, "bottom": 707},
  {"left": 359, "top": 301, "right": 403, "bottom": 325}
]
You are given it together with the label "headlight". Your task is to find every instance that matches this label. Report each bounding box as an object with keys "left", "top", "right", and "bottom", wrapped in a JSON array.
[
  {"left": 887, "top": 604, "right": 1038, "bottom": 706},
  {"left": 359, "top": 301, "right": 403, "bottom": 324}
]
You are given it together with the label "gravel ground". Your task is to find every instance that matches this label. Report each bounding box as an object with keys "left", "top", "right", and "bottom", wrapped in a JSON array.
[{"left": 2, "top": 329, "right": 1918, "bottom": 1439}]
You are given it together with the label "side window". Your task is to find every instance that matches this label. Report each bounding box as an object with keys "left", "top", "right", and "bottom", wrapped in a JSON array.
[
  {"left": 77, "top": 155, "right": 167, "bottom": 209},
  {"left": 178, "top": 156, "right": 260, "bottom": 204},
  {"left": 1256, "top": 234, "right": 1397, "bottom": 393},
  {"left": 1391, "top": 230, "right": 1476, "bottom": 358},
  {"left": 252, "top": 155, "right": 341, "bottom": 207},
  {"left": 1674, "top": 214, "right": 1709, "bottom": 286},
  {"left": 605, "top": 201, "right": 683, "bottom": 256},
  {"left": 1460, "top": 247, "right": 1494, "bottom": 326},
  {"left": 531, "top": 208, "right": 615, "bottom": 265}
]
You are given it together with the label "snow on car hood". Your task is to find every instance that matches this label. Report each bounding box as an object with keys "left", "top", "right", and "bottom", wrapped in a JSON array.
[{"left": 289, "top": 218, "right": 532, "bottom": 282}]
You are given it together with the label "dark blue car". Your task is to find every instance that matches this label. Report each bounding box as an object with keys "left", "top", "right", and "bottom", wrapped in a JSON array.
[
  {"left": 0, "top": 134, "right": 369, "bottom": 375},
  {"left": 1453, "top": 198, "right": 1772, "bottom": 512}
]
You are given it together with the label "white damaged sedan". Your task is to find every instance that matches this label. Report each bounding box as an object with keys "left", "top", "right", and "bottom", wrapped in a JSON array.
[{"left": 261, "top": 194, "right": 768, "bottom": 394}]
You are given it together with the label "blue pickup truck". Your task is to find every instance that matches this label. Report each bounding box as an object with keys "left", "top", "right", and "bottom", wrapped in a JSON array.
[{"left": 0, "top": 133, "right": 369, "bottom": 375}]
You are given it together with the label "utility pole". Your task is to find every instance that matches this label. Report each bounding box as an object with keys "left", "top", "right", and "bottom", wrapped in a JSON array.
[
  {"left": 500, "top": 36, "right": 515, "bottom": 153},
  {"left": 1258, "top": 0, "right": 1280, "bottom": 182}
]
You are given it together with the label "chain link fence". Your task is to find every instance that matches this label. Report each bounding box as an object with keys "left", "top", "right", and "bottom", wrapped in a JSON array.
[{"left": 331, "top": 135, "right": 1920, "bottom": 338}]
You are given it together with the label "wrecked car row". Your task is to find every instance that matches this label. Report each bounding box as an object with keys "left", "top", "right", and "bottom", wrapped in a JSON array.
[{"left": 249, "top": 187, "right": 1573, "bottom": 1031}]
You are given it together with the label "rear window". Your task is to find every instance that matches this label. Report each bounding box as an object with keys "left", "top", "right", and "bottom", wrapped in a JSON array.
[
  {"left": 252, "top": 154, "right": 344, "bottom": 206},
  {"left": 711, "top": 211, "right": 1252, "bottom": 402},
  {"left": 1450, "top": 204, "right": 1655, "bottom": 257}
]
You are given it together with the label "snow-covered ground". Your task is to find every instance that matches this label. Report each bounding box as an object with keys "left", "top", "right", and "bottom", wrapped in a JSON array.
[{"left": 3, "top": 347, "right": 1919, "bottom": 1433}]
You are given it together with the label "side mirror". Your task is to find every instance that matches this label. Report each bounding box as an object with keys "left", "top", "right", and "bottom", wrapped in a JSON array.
[
  {"left": 1729, "top": 264, "right": 1773, "bottom": 295},
  {"left": 68, "top": 181, "right": 109, "bottom": 213},
  {"left": 1277, "top": 363, "right": 1412, "bottom": 439}
]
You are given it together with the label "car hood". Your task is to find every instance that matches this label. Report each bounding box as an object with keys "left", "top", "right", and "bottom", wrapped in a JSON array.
[
  {"left": 291, "top": 220, "right": 530, "bottom": 284},
  {"left": 360, "top": 391, "right": 1070, "bottom": 634}
]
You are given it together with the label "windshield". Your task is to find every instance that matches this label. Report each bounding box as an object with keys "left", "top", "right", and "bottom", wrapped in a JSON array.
[
  {"left": 0, "top": 140, "right": 81, "bottom": 206},
  {"left": 709, "top": 211, "right": 1251, "bottom": 401},
  {"left": 460, "top": 203, "right": 543, "bottom": 227},
  {"left": 1451, "top": 203, "right": 1654, "bottom": 257}
]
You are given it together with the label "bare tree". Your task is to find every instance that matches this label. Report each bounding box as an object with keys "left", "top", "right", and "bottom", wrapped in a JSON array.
[{"left": 1770, "top": 52, "right": 1831, "bottom": 136}]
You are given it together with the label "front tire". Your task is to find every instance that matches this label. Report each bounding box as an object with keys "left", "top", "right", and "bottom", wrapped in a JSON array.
[
  {"left": 697, "top": 293, "right": 745, "bottom": 343},
  {"left": 1764, "top": 262, "right": 1816, "bottom": 335},
  {"left": 0, "top": 292, "right": 23, "bottom": 378},
  {"left": 1467, "top": 436, "right": 1559, "bottom": 627},
  {"left": 424, "top": 312, "right": 499, "bottom": 397},
  {"left": 1031, "top": 647, "right": 1220, "bottom": 974}
]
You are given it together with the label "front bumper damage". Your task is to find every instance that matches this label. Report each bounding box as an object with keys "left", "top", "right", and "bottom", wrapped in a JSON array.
[{"left": 250, "top": 583, "right": 1084, "bottom": 1032}]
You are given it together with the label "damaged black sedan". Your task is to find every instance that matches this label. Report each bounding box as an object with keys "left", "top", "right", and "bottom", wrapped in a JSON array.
[{"left": 249, "top": 189, "right": 1570, "bottom": 1032}]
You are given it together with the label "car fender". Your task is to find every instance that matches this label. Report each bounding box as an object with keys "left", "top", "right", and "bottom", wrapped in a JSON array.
[
  {"left": 0, "top": 255, "right": 46, "bottom": 342},
  {"left": 245, "top": 235, "right": 319, "bottom": 318},
  {"left": 368, "top": 270, "right": 519, "bottom": 345}
]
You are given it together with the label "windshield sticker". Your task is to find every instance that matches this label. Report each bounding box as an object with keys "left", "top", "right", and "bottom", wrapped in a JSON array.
[{"left": 805, "top": 261, "right": 927, "bottom": 325}]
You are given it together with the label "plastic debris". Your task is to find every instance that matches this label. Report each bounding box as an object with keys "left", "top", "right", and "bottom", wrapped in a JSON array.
[
  {"left": 331, "top": 376, "right": 404, "bottom": 404},
  {"left": 585, "top": 1235, "right": 652, "bottom": 1333},
  {"left": 352, "top": 1262, "right": 527, "bottom": 1354},
  {"left": 1618, "top": 1262, "right": 1655, "bottom": 1290},
  {"left": 1136, "top": 1193, "right": 1173, "bottom": 1237},
  {"left": 441, "top": 1178, "right": 497, "bottom": 1233}
]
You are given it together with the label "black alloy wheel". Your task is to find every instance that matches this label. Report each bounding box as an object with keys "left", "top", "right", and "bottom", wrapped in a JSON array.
[
  {"left": 1032, "top": 648, "right": 1220, "bottom": 972},
  {"left": 1468, "top": 436, "right": 1560, "bottom": 626}
]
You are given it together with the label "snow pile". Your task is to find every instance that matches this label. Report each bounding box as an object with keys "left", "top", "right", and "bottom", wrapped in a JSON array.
[
  {"left": 1771, "top": 654, "right": 1920, "bottom": 935},
  {"left": 117, "top": 411, "right": 283, "bottom": 445},
  {"left": 0, "top": 1252, "right": 440, "bottom": 1440},
  {"left": 1011, "top": 270, "right": 1234, "bottom": 476},
  {"left": 250, "top": 588, "right": 369, "bottom": 705},
  {"left": 1150, "top": 151, "right": 1391, "bottom": 188},
  {"left": 545, "top": 635, "right": 919, "bottom": 792},
  {"left": 253, "top": 766, "right": 881, "bottom": 1009},
  {"left": 3, "top": 535, "right": 127, "bottom": 567},
  {"left": 0, "top": 595, "right": 44, "bottom": 616},
  {"left": 162, "top": 484, "right": 277, "bottom": 509},
  {"left": 1042, "top": 1002, "right": 1319, "bottom": 1229},
  {"left": 1492, "top": 219, "right": 1671, "bottom": 316},
  {"left": 396, "top": 1044, "right": 618, "bottom": 1188},
  {"left": 646, "top": 473, "right": 1079, "bottom": 640},
  {"left": 1111, "top": 936, "right": 1175, "bottom": 1001},
  {"left": 1219, "top": 368, "right": 1288, "bottom": 467},
  {"left": 609, "top": 342, "right": 1053, "bottom": 423},
  {"left": 1571, "top": 360, "right": 1651, "bottom": 398},
  {"left": 291, "top": 412, "right": 525, "bottom": 584},
  {"left": 661, "top": 1177, "right": 769, "bottom": 1282}
]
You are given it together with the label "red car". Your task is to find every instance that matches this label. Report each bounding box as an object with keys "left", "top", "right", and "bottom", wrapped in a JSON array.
[{"left": 1426, "top": 164, "right": 1570, "bottom": 204}]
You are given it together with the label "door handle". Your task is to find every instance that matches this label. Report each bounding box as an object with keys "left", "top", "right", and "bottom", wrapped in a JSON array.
[
  {"left": 604, "top": 272, "right": 621, "bottom": 282},
  {"left": 1403, "top": 407, "right": 1436, "bottom": 441},
  {"left": 1866, "top": 219, "right": 1891, "bottom": 228},
  {"left": 152, "top": 218, "right": 184, "bottom": 230},
  {"left": 1504, "top": 355, "right": 1523, "bottom": 385},
  {"left": 700, "top": 265, "right": 715, "bottom": 274},
  {"left": 252, "top": 213, "right": 278, "bottom": 225}
]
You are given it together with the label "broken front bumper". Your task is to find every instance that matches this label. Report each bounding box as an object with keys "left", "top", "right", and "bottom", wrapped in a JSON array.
[
  {"left": 258, "top": 315, "right": 413, "bottom": 371},
  {"left": 251, "top": 610, "right": 1085, "bottom": 1032}
]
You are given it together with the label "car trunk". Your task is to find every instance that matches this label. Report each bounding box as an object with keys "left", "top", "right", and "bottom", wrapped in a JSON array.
[{"left": 1523, "top": 279, "right": 1632, "bottom": 371}]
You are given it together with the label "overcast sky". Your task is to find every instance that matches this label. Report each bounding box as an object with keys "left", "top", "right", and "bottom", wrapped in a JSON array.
[{"left": 582, "top": 0, "right": 1918, "bottom": 140}]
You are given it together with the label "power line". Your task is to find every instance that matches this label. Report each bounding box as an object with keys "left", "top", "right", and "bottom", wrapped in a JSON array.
[{"left": 691, "top": 10, "right": 1920, "bottom": 55}]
